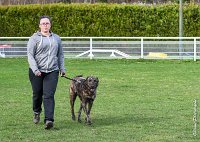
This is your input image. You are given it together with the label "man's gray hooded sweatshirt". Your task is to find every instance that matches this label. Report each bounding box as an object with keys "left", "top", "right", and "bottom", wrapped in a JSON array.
[{"left": 27, "top": 31, "right": 65, "bottom": 75}]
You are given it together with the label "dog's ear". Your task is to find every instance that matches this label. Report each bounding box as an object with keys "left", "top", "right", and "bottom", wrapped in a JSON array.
[
  {"left": 84, "top": 77, "right": 88, "bottom": 84},
  {"left": 85, "top": 77, "right": 89, "bottom": 81},
  {"left": 96, "top": 77, "right": 99, "bottom": 86}
]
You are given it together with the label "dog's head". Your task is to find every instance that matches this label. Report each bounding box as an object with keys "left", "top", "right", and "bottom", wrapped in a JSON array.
[{"left": 85, "top": 76, "right": 99, "bottom": 93}]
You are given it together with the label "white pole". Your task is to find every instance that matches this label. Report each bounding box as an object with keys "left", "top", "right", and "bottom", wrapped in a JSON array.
[
  {"left": 194, "top": 38, "right": 196, "bottom": 61},
  {"left": 88, "top": 37, "right": 94, "bottom": 59},
  {"left": 141, "top": 38, "right": 144, "bottom": 59},
  {"left": 179, "top": 0, "right": 183, "bottom": 59},
  {"left": 193, "top": 99, "right": 198, "bottom": 137}
]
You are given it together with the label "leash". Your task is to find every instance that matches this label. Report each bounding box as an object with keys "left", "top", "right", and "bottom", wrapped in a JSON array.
[{"left": 61, "top": 76, "right": 81, "bottom": 83}]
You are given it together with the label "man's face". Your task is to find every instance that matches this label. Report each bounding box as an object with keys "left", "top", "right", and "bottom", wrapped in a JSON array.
[{"left": 39, "top": 18, "right": 51, "bottom": 33}]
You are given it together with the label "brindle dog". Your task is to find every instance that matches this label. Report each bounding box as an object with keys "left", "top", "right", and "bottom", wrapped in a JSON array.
[{"left": 69, "top": 75, "right": 99, "bottom": 125}]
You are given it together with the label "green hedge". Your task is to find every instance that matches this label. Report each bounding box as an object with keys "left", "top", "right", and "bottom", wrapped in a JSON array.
[{"left": 0, "top": 3, "right": 200, "bottom": 37}]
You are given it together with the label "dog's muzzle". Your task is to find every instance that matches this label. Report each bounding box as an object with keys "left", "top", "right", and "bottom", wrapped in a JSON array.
[{"left": 90, "top": 86, "right": 96, "bottom": 92}]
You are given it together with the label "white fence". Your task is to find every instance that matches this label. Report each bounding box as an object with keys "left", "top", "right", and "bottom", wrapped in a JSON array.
[{"left": 1, "top": 37, "right": 200, "bottom": 61}]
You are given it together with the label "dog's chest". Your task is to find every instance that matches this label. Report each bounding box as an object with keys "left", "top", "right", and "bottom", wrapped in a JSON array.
[{"left": 79, "top": 90, "right": 95, "bottom": 100}]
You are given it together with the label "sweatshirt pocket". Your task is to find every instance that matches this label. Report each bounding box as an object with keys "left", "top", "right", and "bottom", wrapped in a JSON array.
[
  {"left": 35, "top": 54, "right": 48, "bottom": 69},
  {"left": 53, "top": 56, "right": 58, "bottom": 67},
  {"left": 48, "top": 56, "right": 58, "bottom": 70}
]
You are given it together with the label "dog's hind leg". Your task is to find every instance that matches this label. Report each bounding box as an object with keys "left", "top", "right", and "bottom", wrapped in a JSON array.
[
  {"left": 70, "top": 89, "right": 77, "bottom": 121},
  {"left": 78, "top": 102, "right": 83, "bottom": 123}
]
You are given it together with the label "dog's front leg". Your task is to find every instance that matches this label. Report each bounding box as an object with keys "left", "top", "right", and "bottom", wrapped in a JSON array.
[
  {"left": 85, "top": 101, "right": 93, "bottom": 125},
  {"left": 78, "top": 102, "right": 87, "bottom": 123}
]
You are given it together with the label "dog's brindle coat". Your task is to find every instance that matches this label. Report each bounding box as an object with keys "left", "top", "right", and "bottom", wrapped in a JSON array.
[{"left": 69, "top": 75, "right": 99, "bottom": 125}]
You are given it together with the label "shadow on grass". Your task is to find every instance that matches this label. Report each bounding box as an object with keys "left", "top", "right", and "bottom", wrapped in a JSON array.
[
  {"left": 55, "top": 114, "right": 170, "bottom": 130},
  {"left": 92, "top": 114, "right": 169, "bottom": 127}
]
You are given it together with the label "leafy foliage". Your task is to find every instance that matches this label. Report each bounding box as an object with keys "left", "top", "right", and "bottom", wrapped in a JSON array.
[{"left": 0, "top": 3, "right": 200, "bottom": 37}]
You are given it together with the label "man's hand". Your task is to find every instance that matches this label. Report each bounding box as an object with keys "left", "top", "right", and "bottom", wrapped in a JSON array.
[
  {"left": 60, "top": 71, "right": 66, "bottom": 77},
  {"left": 36, "top": 71, "right": 42, "bottom": 76}
]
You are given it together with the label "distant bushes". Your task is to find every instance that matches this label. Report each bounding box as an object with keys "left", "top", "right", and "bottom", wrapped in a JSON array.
[{"left": 0, "top": 3, "right": 200, "bottom": 37}]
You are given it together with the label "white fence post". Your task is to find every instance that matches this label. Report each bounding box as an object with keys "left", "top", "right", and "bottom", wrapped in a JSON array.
[
  {"left": 194, "top": 38, "right": 197, "bottom": 61},
  {"left": 88, "top": 37, "right": 94, "bottom": 59},
  {"left": 141, "top": 37, "right": 144, "bottom": 59}
]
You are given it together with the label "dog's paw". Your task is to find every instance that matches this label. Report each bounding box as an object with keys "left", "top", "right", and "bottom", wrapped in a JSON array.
[
  {"left": 72, "top": 115, "right": 76, "bottom": 121},
  {"left": 85, "top": 121, "right": 92, "bottom": 125},
  {"left": 78, "top": 118, "right": 82, "bottom": 123},
  {"left": 85, "top": 117, "right": 92, "bottom": 125}
]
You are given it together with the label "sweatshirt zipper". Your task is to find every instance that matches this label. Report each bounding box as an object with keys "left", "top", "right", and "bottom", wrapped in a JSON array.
[{"left": 46, "top": 36, "right": 51, "bottom": 73}]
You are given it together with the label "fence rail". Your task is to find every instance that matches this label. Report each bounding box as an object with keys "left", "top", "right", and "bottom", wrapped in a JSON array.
[{"left": 1, "top": 37, "right": 200, "bottom": 61}]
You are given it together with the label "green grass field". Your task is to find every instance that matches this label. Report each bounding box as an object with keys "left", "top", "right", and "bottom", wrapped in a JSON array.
[{"left": 0, "top": 58, "right": 200, "bottom": 142}]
